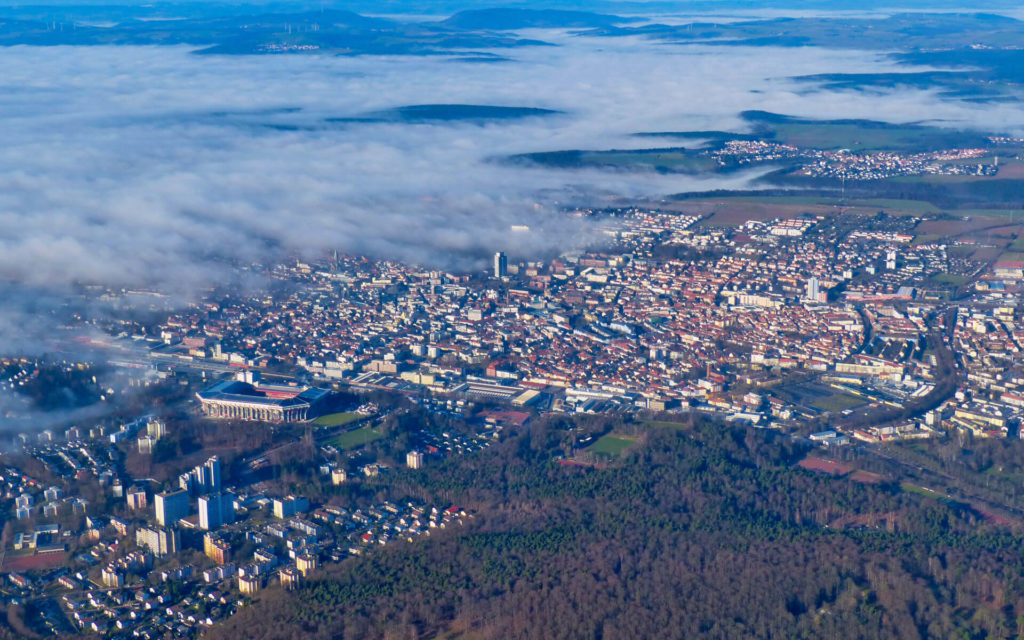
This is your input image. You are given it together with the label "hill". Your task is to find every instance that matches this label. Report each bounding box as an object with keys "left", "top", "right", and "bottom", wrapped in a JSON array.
[
  {"left": 441, "top": 8, "right": 633, "bottom": 30},
  {"left": 342, "top": 104, "right": 563, "bottom": 123},
  {"left": 206, "top": 417, "right": 1024, "bottom": 640},
  {"left": 0, "top": 9, "right": 554, "bottom": 54}
]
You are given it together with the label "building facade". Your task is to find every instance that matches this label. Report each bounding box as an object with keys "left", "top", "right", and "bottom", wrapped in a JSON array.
[{"left": 155, "top": 490, "right": 189, "bottom": 527}]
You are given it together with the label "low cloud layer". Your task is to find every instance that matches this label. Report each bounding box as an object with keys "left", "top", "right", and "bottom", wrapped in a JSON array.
[{"left": 2, "top": 28, "right": 1024, "bottom": 359}]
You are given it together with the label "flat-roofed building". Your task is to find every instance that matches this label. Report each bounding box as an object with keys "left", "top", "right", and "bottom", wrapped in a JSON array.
[
  {"left": 238, "top": 572, "right": 261, "bottom": 596},
  {"left": 155, "top": 489, "right": 189, "bottom": 526},
  {"left": 204, "top": 533, "right": 232, "bottom": 564},
  {"left": 296, "top": 552, "right": 318, "bottom": 577},
  {"left": 279, "top": 567, "right": 302, "bottom": 591},
  {"left": 198, "top": 492, "right": 235, "bottom": 530},
  {"left": 136, "top": 526, "right": 180, "bottom": 557},
  {"left": 126, "top": 487, "right": 147, "bottom": 511}
]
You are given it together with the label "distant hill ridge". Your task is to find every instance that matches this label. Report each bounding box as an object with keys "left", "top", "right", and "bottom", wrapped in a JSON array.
[{"left": 440, "top": 8, "right": 636, "bottom": 30}]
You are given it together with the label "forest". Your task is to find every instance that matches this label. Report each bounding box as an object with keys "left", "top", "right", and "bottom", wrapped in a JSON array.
[{"left": 207, "top": 416, "right": 1024, "bottom": 640}]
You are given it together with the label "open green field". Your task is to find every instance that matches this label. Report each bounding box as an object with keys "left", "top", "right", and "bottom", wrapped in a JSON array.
[
  {"left": 808, "top": 393, "right": 866, "bottom": 413},
  {"left": 928, "top": 273, "right": 972, "bottom": 286},
  {"left": 704, "top": 194, "right": 831, "bottom": 204},
  {"left": 690, "top": 194, "right": 933, "bottom": 217},
  {"left": 586, "top": 434, "right": 638, "bottom": 457},
  {"left": 325, "top": 425, "right": 384, "bottom": 449},
  {"left": 576, "top": 150, "right": 719, "bottom": 174},
  {"left": 845, "top": 198, "right": 939, "bottom": 213},
  {"left": 912, "top": 234, "right": 943, "bottom": 246},
  {"left": 769, "top": 122, "right": 918, "bottom": 151},
  {"left": 777, "top": 382, "right": 866, "bottom": 413},
  {"left": 946, "top": 245, "right": 977, "bottom": 257},
  {"left": 953, "top": 209, "right": 1024, "bottom": 219},
  {"left": 693, "top": 195, "right": 833, "bottom": 206},
  {"left": 516, "top": 148, "right": 722, "bottom": 175},
  {"left": 755, "top": 114, "right": 984, "bottom": 152},
  {"left": 892, "top": 159, "right": 1023, "bottom": 185},
  {"left": 313, "top": 411, "right": 363, "bottom": 427},
  {"left": 900, "top": 482, "right": 955, "bottom": 504}
]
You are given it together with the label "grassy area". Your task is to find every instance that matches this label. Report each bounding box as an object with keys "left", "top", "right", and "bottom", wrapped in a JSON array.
[
  {"left": 586, "top": 434, "right": 638, "bottom": 457},
  {"left": 808, "top": 393, "right": 865, "bottom": 413},
  {"left": 900, "top": 482, "right": 937, "bottom": 497},
  {"left": 947, "top": 245, "right": 977, "bottom": 257},
  {"left": 767, "top": 120, "right": 972, "bottom": 152},
  {"left": 928, "top": 273, "right": 972, "bottom": 286},
  {"left": 641, "top": 420, "right": 690, "bottom": 431},
  {"left": 899, "top": 482, "right": 955, "bottom": 504},
  {"left": 577, "top": 150, "right": 719, "bottom": 174},
  {"left": 693, "top": 195, "right": 836, "bottom": 206},
  {"left": 912, "top": 234, "right": 943, "bottom": 246},
  {"left": 845, "top": 198, "right": 939, "bottom": 213},
  {"left": 692, "top": 194, "right": 931, "bottom": 217},
  {"left": 326, "top": 425, "right": 384, "bottom": 449},
  {"left": 313, "top": 411, "right": 363, "bottom": 427},
  {"left": 956, "top": 208, "right": 1024, "bottom": 218}
]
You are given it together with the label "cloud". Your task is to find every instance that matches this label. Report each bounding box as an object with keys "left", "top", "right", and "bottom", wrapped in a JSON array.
[{"left": 1, "top": 29, "right": 1024, "bottom": 364}]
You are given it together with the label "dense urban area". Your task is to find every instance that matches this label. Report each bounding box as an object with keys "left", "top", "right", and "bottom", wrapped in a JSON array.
[{"left": 6, "top": 184, "right": 1024, "bottom": 637}]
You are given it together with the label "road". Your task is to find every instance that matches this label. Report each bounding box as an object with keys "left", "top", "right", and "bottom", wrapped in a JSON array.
[{"left": 837, "top": 307, "right": 961, "bottom": 430}]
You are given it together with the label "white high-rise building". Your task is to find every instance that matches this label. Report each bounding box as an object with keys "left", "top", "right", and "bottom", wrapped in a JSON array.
[
  {"left": 406, "top": 450, "right": 424, "bottom": 469},
  {"left": 198, "top": 492, "right": 235, "bottom": 531},
  {"left": 886, "top": 250, "right": 897, "bottom": 271},
  {"left": 181, "top": 455, "right": 222, "bottom": 494},
  {"left": 806, "top": 276, "right": 821, "bottom": 302},
  {"left": 494, "top": 251, "right": 508, "bottom": 278},
  {"left": 203, "top": 456, "right": 222, "bottom": 492}
]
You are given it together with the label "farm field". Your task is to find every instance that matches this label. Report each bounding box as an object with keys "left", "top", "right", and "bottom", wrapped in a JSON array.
[
  {"left": 742, "top": 110, "right": 989, "bottom": 152},
  {"left": 692, "top": 201, "right": 840, "bottom": 226},
  {"left": 779, "top": 122, "right": 940, "bottom": 150},
  {"left": 686, "top": 196, "right": 937, "bottom": 227},
  {"left": 844, "top": 197, "right": 939, "bottom": 213}
]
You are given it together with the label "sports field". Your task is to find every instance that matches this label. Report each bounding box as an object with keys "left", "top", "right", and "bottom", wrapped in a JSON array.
[
  {"left": 586, "top": 434, "right": 638, "bottom": 457},
  {"left": 326, "top": 425, "right": 384, "bottom": 449},
  {"left": 314, "top": 411, "right": 363, "bottom": 427}
]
